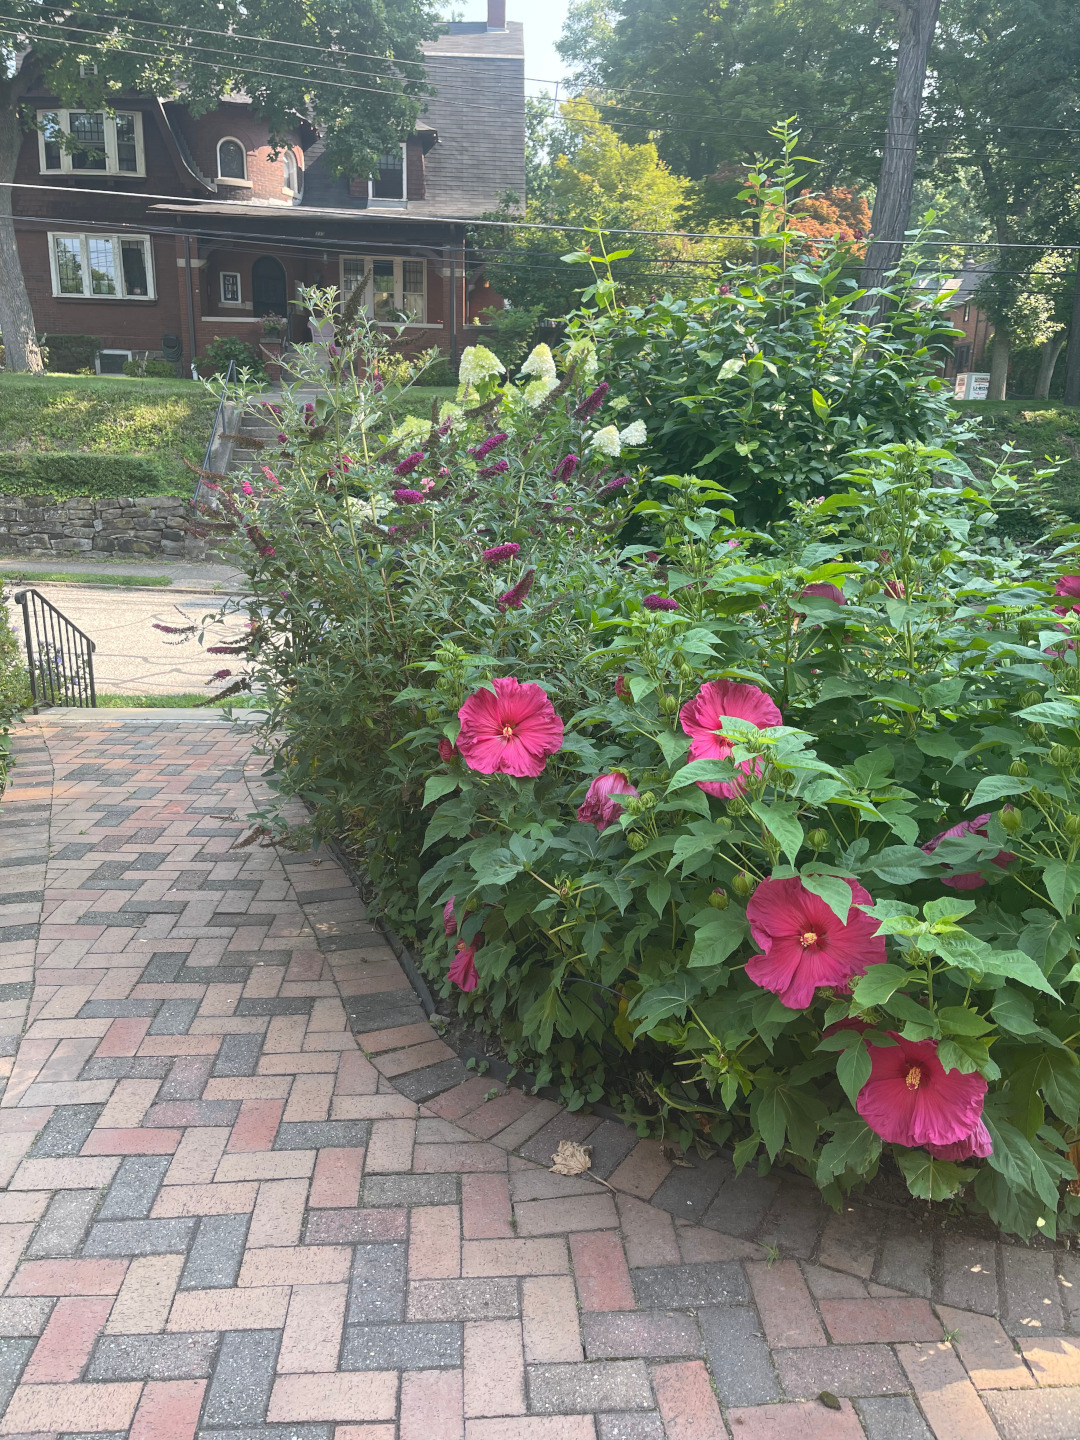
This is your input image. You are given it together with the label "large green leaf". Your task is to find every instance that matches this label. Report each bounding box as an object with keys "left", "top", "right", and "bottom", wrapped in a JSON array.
[
  {"left": 688, "top": 910, "right": 748, "bottom": 968},
  {"left": 627, "top": 973, "right": 703, "bottom": 1030},
  {"left": 799, "top": 871, "right": 854, "bottom": 925},
  {"left": 836, "top": 1040, "right": 871, "bottom": 1107},
  {"left": 1040, "top": 860, "right": 1080, "bottom": 920},
  {"left": 896, "top": 1149, "right": 974, "bottom": 1202},
  {"left": 851, "top": 963, "right": 910, "bottom": 1007},
  {"left": 422, "top": 774, "right": 459, "bottom": 807},
  {"left": 816, "top": 1117, "right": 881, "bottom": 1185},
  {"left": 966, "top": 774, "right": 1033, "bottom": 807},
  {"left": 750, "top": 801, "right": 803, "bottom": 865},
  {"left": 756, "top": 1088, "right": 787, "bottom": 1161}
]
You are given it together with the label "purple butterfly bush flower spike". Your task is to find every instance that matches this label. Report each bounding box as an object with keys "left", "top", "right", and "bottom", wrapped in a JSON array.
[
  {"left": 643, "top": 594, "right": 679, "bottom": 612},
  {"left": 552, "top": 454, "right": 579, "bottom": 483},
  {"left": 497, "top": 569, "right": 536, "bottom": 612},
  {"left": 478, "top": 459, "right": 510, "bottom": 478},
  {"left": 598, "top": 476, "right": 631, "bottom": 500},
  {"left": 574, "top": 382, "right": 609, "bottom": 419},
  {"left": 471, "top": 432, "right": 508, "bottom": 460},
  {"left": 394, "top": 451, "right": 426, "bottom": 477},
  {"left": 393, "top": 488, "right": 425, "bottom": 505},
  {"left": 482, "top": 542, "right": 521, "bottom": 564}
]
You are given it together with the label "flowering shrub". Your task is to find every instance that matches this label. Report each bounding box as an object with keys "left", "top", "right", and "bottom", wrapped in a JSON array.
[{"left": 206, "top": 283, "right": 1080, "bottom": 1241}]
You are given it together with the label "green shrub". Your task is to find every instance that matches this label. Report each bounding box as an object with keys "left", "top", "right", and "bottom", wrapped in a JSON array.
[
  {"left": 0, "top": 582, "right": 31, "bottom": 793},
  {"left": 589, "top": 133, "right": 962, "bottom": 527},
  {"left": 122, "top": 359, "right": 179, "bottom": 380},
  {"left": 422, "top": 355, "right": 457, "bottom": 387},
  {"left": 0, "top": 453, "right": 169, "bottom": 498},
  {"left": 186, "top": 267, "right": 1080, "bottom": 1242},
  {"left": 39, "top": 334, "right": 100, "bottom": 374},
  {"left": 473, "top": 305, "right": 543, "bottom": 374},
  {"left": 195, "top": 336, "right": 266, "bottom": 381}
]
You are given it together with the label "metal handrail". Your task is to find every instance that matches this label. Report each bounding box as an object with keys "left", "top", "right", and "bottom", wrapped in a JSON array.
[
  {"left": 14, "top": 589, "right": 96, "bottom": 711},
  {"left": 192, "top": 358, "right": 236, "bottom": 511}
]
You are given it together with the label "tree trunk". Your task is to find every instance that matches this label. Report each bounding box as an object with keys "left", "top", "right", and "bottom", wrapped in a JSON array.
[
  {"left": 858, "top": 0, "right": 943, "bottom": 312},
  {"left": 1064, "top": 257, "right": 1080, "bottom": 407},
  {"left": 0, "top": 93, "right": 44, "bottom": 374},
  {"left": 1035, "top": 333, "right": 1066, "bottom": 400},
  {"left": 987, "top": 326, "right": 1011, "bottom": 402}
]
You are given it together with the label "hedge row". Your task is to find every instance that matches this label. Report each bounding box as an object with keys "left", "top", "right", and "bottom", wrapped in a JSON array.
[{"left": 0, "top": 454, "right": 171, "bottom": 499}]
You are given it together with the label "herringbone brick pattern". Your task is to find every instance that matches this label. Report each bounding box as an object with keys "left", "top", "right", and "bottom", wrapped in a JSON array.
[{"left": 0, "top": 715, "right": 1077, "bottom": 1440}]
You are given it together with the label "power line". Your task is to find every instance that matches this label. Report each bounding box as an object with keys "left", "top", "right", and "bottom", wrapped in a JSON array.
[
  {"left": 4, "top": 176, "right": 1078, "bottom": 250},
  {"left": 0, "top": 12, "right": 430, "bottom": 93}
]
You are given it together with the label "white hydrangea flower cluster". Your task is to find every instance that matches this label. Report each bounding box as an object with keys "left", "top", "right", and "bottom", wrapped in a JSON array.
[
  {"left": 566, "top": 339, "right": 598, "bottom": 379},
  {"left": 519, "top": 343, "right": 556, "bottom": 381},
  {"left": 389, "top": 413, "right": 429, "bottom": 443},
  {"left": 589, "top": 425, "right": 622, "bottom": 457},
  {"left": 457, "top": 344, "right": 505, "bottom": 388},
  {"left": 619, "top": 419, "right": 647, "bottom": 446},
  {"left": 347, "top": 492, "right": 393, "bottom": 521}
]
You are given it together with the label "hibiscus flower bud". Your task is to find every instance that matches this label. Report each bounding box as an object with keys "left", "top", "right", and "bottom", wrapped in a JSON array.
[
  {"left": 1065, "top": 812, "right": 1080, "bottom": 839},
  {"left": 807, "top": 828, "right": 829, "bottom": 851},
  {"left": 900, "top": 556, "right": 916, "bottom": 575},
  {"left": 1050, "top": 744, "right": 1073, "bottom": 769},
  {"left": 426, "top": 706, "right": 440, "bottom": 723},
  {"left": 731, "top": 870, "right": 754, "bottom": 897},
  {"left": 853, "top": 523, "right": 868, "bottom": 538},
  {"left": 659, "top": 693, "right": 679, "bottom": 715},
  {"left": 1028, "top": 723, "right": 1046, "bottom": 740},
  {"left": 708, "top": 887, "right": 729, "bottom": 910},
  {"left": 726, "top": 797, "right": 747, "bottom": 816},
  {"left": 1009, "top": 760, "right": 1028, "bottom": 777},
  {"left": 1020, "top": 691, "right": 1043, "bottom": 708},
  {"left": 626, "top": 831, "right": 648, "bottom": 852},
  {"left": 615, "top": 674, "right": 632, "bottom": 703},
  {"left": 622, "top": 795, "right": 644, "bottom": 815},
  {"left": 640, "top": 791, "right": 657, "bottom": 809},
  {"left": 1000, "top": 805, "right": 1023, "bottom": 834}
]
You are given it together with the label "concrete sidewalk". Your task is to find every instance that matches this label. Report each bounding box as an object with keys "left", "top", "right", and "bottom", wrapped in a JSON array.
[{"left": 0, "top": 716, "right": 1075, "bottom": 1440}]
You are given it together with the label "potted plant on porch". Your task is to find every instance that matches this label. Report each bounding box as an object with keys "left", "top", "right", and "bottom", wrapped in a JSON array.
[{"left": 259, "top": 313, "right": 288, "bottom": 381}]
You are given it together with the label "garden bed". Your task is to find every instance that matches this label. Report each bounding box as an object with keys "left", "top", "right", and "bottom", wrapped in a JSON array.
[{"left": 183, "top": 232, "right": 1080, "bottom": 1244}]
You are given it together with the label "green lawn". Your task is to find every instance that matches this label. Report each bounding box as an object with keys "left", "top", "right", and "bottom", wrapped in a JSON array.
[
  {"left": 3, "top": 570, "right": 172, "bottom": 588},
  {"left": 381, "top": 384, "right": 457, "bottom": 424},
  {"left": 0, "top": 374, "right": 219, "bottom": 495},
  {"left": 957, "top": 400, "right": 1080, "bottom": 516}
]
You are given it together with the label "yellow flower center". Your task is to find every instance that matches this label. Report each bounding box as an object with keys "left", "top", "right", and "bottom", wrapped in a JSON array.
[
  {"left": 501, "top": 724, "right": 515, "bottom": 740},
  {"left": 905, "top": 1064, "right": 923, "bottom": 1091},
  {"left": 799, "top": 930, "right": 819, "bottom": 949}
]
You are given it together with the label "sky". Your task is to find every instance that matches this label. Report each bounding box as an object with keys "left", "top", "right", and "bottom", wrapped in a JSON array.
[{"left": 446, "top": 0, "right": 572, "bottom": 95}]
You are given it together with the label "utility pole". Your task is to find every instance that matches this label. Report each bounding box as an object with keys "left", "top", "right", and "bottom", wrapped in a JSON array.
[
  {"left": 1064, "top": 254, "right": 1080, "bottom": 406},
  {"left": 859, "top": 0, "right": 942, "bottom": 315}
]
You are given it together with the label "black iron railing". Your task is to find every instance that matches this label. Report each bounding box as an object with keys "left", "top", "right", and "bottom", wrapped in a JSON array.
[
  {"left": 14, "top": 589, "right": 97, "bottom": 710},
  {"left": 192, "top": 358, "right": 236, "bottom": 511}
]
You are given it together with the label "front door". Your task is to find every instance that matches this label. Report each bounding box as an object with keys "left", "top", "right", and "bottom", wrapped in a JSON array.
[{"left": 251, "top": 256, "right": 287, "bottom": 317}]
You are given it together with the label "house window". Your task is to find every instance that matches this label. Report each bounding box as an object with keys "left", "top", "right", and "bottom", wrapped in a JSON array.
[
  {"left": 97, "top": 349, "right": 132, "bottom": 375},
  {"left": 48, "top": 232, "right": 155, "bottom": 299},
  {"left": 963, "top": 303, "right": 971, "bottom": 324},
  {"left": 282, "top": 149, "right": 302, "bottom": 196},
  {"left": 953, "top": 343, "right": 972, "bottom": 374},
  {"left": 369, "top": 146, "right": 406, "bottom": 201},
  {"left": 217, "top": 139, "right": 247, "bottom": 180},
  {"left": 220, "top": 271, "right": 242, "bottom": 304},
  {"left": 341, "top": 256, "right": 427, "bottom": 323},
  {"left": 38, "top": 109, "right": 144, "bottom": 176}
]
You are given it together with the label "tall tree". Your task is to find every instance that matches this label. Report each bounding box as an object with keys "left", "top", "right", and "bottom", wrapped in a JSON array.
[
  {"left": 0, "top": 0, "right": 438, "bottom": 371},
  {"left": 857, "top": 0, "right": 941, "bottom": 303}
]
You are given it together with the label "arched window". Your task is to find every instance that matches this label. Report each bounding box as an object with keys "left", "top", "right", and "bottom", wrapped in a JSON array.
[
  {"left": 282, "top": 149, "right": 302, "bottom": 196},
  {"left": 217, "top": 138, "right": 247, "bottom": 180}
]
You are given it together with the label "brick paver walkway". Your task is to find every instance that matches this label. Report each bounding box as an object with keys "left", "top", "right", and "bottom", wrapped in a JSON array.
[{"left": 1, "top": 715, "right": 1078, "bottom": 1440}]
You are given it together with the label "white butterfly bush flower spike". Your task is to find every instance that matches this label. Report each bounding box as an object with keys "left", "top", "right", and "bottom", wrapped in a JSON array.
[
  {"left": 458, "top": 344, "right": 505, "bottom": 387},
  {"left": 519, "top": 343, "right": 556, "bottom": 381},
  {"left": 619, "top": 420, "right": 647, "bottom": 446},
  {"left": 590, "top": 425, "right": 622, "bottom": 457}
]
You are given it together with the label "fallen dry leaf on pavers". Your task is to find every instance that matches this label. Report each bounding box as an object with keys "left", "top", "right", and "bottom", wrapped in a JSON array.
[
  {"left": 550, "top": 1139, "right": 593, "bottom": 1175},
  {"left": 661, "top": 1141, "right": 694, "bottom": 1168}
]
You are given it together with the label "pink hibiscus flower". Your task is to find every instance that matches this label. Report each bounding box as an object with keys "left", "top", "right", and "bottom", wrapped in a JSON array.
[
  {"left": 927, "top": 1117, "right": 993, "bottom": 1162},
  {"left": 456, "top": 677, "right": 564, "bottom": 778},
  {"left": 856, "top": 1032, "right": 989, "bottom": 1152},
  {"left": 884, "top": 579, "right": 906, "bottom": 598},
  {"left": 448, "top": 941, "right": 478, "bottom": 992},
  {"left": 744, "top": 876, "right": 885, "bottom": 1010},
  {"left": 678, "top": 680, "right": 782, "bottom": 798},
  {"left": 443, "top": 897, "right": 457, "bottom": 937},
  {"left": 922, "top": 814, "right": 1015, "bottom": 890},
  {"left": 577, "top": 771, "right": 639, "bottom": 832},
  {"left": 799, "top": 582, "right": 845, "bottom": 605},
  {"left": 1053, "top": 575, "right": 1080, "bottom": 615}
]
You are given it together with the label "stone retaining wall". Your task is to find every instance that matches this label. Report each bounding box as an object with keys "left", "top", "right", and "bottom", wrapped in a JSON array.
[{"left": 0, "top": 495, "right": 195, "bottom": 558}]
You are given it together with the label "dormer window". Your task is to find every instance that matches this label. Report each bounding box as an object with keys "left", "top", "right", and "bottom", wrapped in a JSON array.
[
  {"left": 217, "top": 139, "right": 247, "bottom": 180},
  {"left": 369, "top": 146, "right": 406, "bottom": 201},
  {"left": 38, "top": 109, "right": 144, "bottom": 177},
  {"left": 282, "top": 149, "right": 302, "bottom": 197}
]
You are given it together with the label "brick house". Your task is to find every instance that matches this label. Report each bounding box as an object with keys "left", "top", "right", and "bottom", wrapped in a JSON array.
[
  {"left": 13, "top": 1, "right": 524, "bottom": 374},
  {"left": 942, "top": 264, "right": 993, "bottom": 382}
]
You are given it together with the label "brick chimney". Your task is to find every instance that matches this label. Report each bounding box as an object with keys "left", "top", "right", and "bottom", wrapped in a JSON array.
[{"left": 487, "top": 0, "right": 507, "bottom": 30}]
